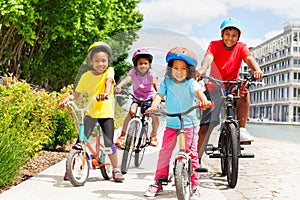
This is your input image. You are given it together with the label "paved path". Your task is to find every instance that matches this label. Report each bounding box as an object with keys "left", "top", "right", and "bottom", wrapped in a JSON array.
[{"left": 1, "top": 126, "right": 300, "bottom": 200}]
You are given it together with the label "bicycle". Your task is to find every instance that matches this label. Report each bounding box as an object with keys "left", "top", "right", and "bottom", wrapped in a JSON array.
[
  {"left": 149, "top": 103, "right": 214, "bottom": 200},
  {"left": 117, "top": 90, "right": 153, "bottom": 174},
  {"left": 64, "top": 97, "right": 112, "bottom": 186},
  {"left": 201, "top": 74, "right": 264, "bottom": 188}
]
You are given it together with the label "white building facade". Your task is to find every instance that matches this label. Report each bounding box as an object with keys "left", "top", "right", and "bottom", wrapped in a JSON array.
[{"left": 248, "top": 21, "right": 300, "bottom": 123}]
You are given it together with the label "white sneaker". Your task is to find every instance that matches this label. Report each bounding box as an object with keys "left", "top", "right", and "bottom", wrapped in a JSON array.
[{"left": 240, "top": 128, "right": 254, "bottom": 142}]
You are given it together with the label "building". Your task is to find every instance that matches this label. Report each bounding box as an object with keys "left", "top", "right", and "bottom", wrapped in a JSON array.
[{"left": 247, "top": 21, "right": 300, "bottom": 123}]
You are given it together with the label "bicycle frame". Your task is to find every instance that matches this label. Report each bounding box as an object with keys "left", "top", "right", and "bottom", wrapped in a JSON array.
[
  {"left": 119, "top": 90, "right": 153, "bottom": 174},
  {"left": 150, "top": 103, "right": 211, "bottom": 200},
  {"left": 202, "top": 75, "right": 262, "bottom": 188},
  {"left": 64, "top": 97, "right": 112, "bottom": 186}
]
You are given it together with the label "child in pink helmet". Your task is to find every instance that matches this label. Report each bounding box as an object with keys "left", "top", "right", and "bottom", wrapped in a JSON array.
[
  {"left": 144, "top": 47, "right": 212, "bottom": 198},
  {"left": 114, "top": 49, "right": 159, "bottom": 148}
]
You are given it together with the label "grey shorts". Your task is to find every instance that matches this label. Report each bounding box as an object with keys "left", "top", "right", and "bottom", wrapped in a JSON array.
[{"left": 200, "top": 89, "right": 223, "bottom": 125}]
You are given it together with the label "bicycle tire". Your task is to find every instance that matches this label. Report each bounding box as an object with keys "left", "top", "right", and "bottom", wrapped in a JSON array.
[
  {"left": 99, "top": 150, "right": 112, "bottom": 180},
  {"left": 134, "top": 122, "right": 148, "bottom": 167},
  {"left": 219, "top": 129, "right": 228, "bottom": 176},
  {"left": 174, "top": 160, "right": 192, "bottom": 200},
  {"left": 226, "top": 123, "right": 239, "bottom": 188},
  {"left": 66, "top": 150, "right": 89, "bottom": 187},
  {"left": 121, "top": 120, "right": 139, "bottom": 174}
]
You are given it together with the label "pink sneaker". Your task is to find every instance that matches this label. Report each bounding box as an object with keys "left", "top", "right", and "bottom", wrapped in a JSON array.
[
  {"left": 112, "top": 169, "right": 124, "bottom": 182},
  {"left": 191, "top": 187, "right": 201, "bottom": 199},
  {"left": 144, "top": 183, "right": 163, "bottom": 197}
]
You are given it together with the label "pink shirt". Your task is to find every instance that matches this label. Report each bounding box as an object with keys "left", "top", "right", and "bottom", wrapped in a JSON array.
[
  {"left": 206, "top": 40, "right": 252, "bottom": 90},
  {"left": 128, "top": 68, "right": 157, "bottom": 100}
]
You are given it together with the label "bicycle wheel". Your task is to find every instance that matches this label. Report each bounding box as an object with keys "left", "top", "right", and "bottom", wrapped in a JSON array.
[
  {"left": 219, "top": 129, "right": 228, "bottom": 176},
  {"left": 226, "top": 123, "right": 239, "bottom": 188},
  {"left": 174, "top": 160, "right": 192, "bottom": 200},
  {"left": 134, "top": 122, "right": 148, "bottom": 167},
  {"left": 99, "top": 150, "right": 112, "bottom": 180},
  {"left": 66, "top": 150, "right": 89, "bottom": 187},
  {"left": 121, "top": 120, "right": 139, "bottom": 174}
]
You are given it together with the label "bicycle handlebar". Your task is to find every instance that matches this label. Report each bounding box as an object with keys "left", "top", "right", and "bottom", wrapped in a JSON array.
[
  {"left": 65, "top": 97, "right": 97, "bottom": 111},
  {"left": 201, "top": 75, "right": 265, "bottom": 87},
  {"left": 148, "top": 102, "right": 214, "bottom": 118},
  {"left": 119, "top": 90, "right": 153, "bottom": 103}
]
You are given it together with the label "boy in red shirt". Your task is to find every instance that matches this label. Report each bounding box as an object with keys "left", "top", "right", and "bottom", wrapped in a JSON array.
[{"left": 197, "top": 18, "right": 263, "bottom": 171}]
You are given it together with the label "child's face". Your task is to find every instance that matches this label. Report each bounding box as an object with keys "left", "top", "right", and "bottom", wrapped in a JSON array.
[
  {"left": 91, "top": 52, "right": 109, "bottom": 74},
  {"left": 171, "top": 60, "right": 188, "bottom": 83},
  {"left": 222, "top": 28, "right": 239, "bottom": 48},
  {"left": 136, "top": 58, "right": 150, "bottom": 75}
]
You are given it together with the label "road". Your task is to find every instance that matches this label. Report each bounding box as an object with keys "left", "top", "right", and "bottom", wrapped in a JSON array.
[{"left": 1, "top": 122, "right": 300, "bottom": 199}]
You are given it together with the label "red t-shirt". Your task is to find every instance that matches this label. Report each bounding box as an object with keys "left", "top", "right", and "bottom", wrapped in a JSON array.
[{"left": 206, "top": 40, "right": 252, "bottom": 90}]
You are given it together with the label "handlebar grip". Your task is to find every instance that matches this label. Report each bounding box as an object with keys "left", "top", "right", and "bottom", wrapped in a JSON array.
[{"left": 105, "top": 95, "right": 109, "bottom": 100}]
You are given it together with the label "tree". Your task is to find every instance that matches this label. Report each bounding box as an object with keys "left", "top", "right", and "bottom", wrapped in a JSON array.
[{"left": 0, "top": 0, "right": 142, "bottom": 91}]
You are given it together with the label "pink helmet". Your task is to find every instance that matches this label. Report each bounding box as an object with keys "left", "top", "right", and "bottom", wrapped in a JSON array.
[{"left": 132, "top": 49, "right": 153, "bottom": 66}]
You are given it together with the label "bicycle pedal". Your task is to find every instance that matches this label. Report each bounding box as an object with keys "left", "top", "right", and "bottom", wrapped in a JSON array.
[
  {"left": 240, "top": 153, "right": 255, "bottom": 158},
  {"left": 240, "top": 141, "right": 252, "bottom": 145}
]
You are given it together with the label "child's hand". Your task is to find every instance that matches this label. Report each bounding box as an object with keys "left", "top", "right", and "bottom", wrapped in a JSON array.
[
  {"left": 59, "top": 97, "right": 71, "bottom": 108},
  {"left": 114, "top": 86, "right": 121, "bottom": 94},
  {"left": 96, "top": 93, "right": 109, "bottom": 101},
  {"left": 146, "top": 106, "right": 158, "bottom": 113},
  {"left": 201, "top": 100, "right": 213, "bottom": 110}
]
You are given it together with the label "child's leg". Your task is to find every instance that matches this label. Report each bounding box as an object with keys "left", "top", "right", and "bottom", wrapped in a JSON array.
[
  {"left": 154, "top": 127, "right": 177, "bottom": 181},
  {"left": 185, "top": 126, "right": 200, "bottom": 188},
  {"left": 120, "top": 113, "right": 131, "bottom": 136},
  {"left": 150, "top": 115, "right": 159, "bottom": 135}
]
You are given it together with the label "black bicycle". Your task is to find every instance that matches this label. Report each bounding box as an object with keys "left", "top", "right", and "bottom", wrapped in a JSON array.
[
  {"left": 117, "top": 90, "right": 153, "bottom": 174},
  {"left": 202, "top": 74, "right": 263, "bottom": 188}
]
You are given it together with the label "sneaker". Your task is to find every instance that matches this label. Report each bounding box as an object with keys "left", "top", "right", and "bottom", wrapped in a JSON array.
[
  {"left": 150, "top": 134, "right": 158, "bottom": 146},
  {"left": 191, "top": 187, "right": 201, "bottom": 200},
  {"left": 115, "top": 136, "right": 125, "bottom": 149},
  {"left": 112, "top": 169, "right": 124, "bottom": 182},
  {"left": 63, "top": 172, "right": 69, "bottom": 181},
  {"left": 144, "top": 183, "right": 163, "bottom": 197},
  {"left": 240, "top": 128, "right": 254, "bottom": 142}
]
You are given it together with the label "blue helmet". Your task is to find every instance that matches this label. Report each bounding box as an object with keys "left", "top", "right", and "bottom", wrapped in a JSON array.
[
  {"left": 166, "top": 47, "right": 198, "bottom": 67},
  {"left": 220, "top": 18, "right": 243, "bottom": 35}
]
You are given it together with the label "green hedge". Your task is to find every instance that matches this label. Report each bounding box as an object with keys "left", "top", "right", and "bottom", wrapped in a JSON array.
[{"left": 0, "top": 77, "right": 76, "bottom": 188}]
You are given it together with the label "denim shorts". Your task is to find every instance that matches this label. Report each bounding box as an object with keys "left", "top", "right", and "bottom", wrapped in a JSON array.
[{"left": 200, "top": 89, "right": 223, "bottom": 125}]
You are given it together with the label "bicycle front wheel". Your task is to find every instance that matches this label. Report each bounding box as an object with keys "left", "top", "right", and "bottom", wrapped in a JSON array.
[
  {"left": 226, "top": 123, "right": 239, "bottom": 188},
  {"left": 66, "top": 150, "right": 89, "bottom": 187},
  {"left": 174, "top": 160, "right": 192, "bottom": 200},
  {"left": 134, "top": 122, "right": 148, "bottom": 167},
  {"left": 219, "top": 129, "right": 228, "bottom": 176},
  {"left": 121, "top": 120, "right": 139, "bottom": 174}
]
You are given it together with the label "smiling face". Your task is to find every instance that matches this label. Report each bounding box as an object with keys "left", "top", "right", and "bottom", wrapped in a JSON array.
[
  {"left": 222, "top": 28, "right": 240, "bottom": 49},
  {"left": 91, "top": 52, "right": 109, "bottom": 75},
  {"left": 136, "top": 57, "right": 150, "bottom": 75},
  {"left": 171, "top": 60, "right": 188, "bottom": 83}
]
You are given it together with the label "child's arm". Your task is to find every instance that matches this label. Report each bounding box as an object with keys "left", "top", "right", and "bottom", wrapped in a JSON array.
[
  {"left": 59, "top": 92, "right": 81, "bottom": 107},
  {"left": 114, "top": 75, "right": 132, "bottom": 93},
  {"left": 195, "top": 89, "right": 212, "bottom": 109},
  {"left": 197, "top": 53, "right": 214, "bottom": 80},
  {"left": 97, "top": 78, "right": 113, "bottom": 100},
  {"left": 152, "top": 77, "right": 159, "bottom": 91},
  {"left": 244, "top": 56, "right": 263, "bottom": 80},
  {"left": 146, "top": 93, "right": 163, "bottom": 112}
]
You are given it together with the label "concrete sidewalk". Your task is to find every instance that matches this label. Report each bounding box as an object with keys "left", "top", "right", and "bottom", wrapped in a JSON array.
[{"left": 1, "top": 129, "right": 300, "bottom": 199}]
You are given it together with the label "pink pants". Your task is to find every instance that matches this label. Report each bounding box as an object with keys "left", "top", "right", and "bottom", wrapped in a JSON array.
[{"left": 154, "top": 126, "right": 200, "bottom": 188}]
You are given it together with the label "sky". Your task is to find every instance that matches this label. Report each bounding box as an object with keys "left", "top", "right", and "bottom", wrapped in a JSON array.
[{"left": 118, "top": 0, "right": 300, "bottom": 81}]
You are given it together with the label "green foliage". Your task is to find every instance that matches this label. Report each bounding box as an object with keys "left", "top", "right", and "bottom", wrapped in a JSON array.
[
  {"left": 0, "top": 0, "right": 143, "bottom": 91},
  {"left": 0, "top": 77, "right": 77, "bottom": 188}
]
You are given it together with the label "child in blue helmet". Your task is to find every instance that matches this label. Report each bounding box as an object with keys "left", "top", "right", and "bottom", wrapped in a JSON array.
[
  {"left": 144, "top": 47, "right": 212, "bottom": 198},
  {"left": 196, "top": 18, "right": 263, "bottom": 172}
]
